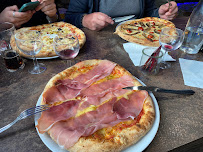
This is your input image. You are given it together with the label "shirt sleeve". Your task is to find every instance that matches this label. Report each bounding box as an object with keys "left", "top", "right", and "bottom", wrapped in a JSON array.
[
  {"left": 64, "top": 0, "right": 91, "bottom": 28},
  {"left": 143, "top": 0, "right": 160, "bottom": 17}
]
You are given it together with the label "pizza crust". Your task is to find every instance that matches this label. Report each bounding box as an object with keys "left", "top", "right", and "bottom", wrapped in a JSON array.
[
  {"left": 115, "top": 17, "right": 175, "bottom": 47},
  {"left": 10, "top": 22, "right": 86, "bottom": 58}
]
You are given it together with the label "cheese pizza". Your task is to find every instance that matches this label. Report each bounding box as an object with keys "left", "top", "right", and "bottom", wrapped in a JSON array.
[
  {"left": 10, "top": 22, "right": 86, "bottom": 58},
  {"left": 115, "top": 17, "right": 175, "bottom": 47},
  {"left": 36, "top": 59, "right": 155, "bottom": 152}
]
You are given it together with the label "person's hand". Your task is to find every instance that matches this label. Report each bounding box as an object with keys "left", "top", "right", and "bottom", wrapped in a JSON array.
[
  {"left": 159, "top": 1, "right": 178, "bottom": 20},
  {"left": 33, "top": 0, "right": 57, "bottom": 18},
  {"left": 82, "top": 12, "right": 114, "bottom": 31},
  {"left": 0, "top": 5, "right": 35, "bottom": 28}
]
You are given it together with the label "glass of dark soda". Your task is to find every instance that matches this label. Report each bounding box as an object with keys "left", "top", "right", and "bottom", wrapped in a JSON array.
[{"left": 2, "top": 49, "right": 24, "bottom": 72}]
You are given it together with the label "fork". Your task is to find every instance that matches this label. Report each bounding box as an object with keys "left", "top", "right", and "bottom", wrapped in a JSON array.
[
  {"left": 0, "top": 105, "right": 49, "bottom": 133},
  {"left": 167, "top": 0, "right": 172, "bottom": 10}
]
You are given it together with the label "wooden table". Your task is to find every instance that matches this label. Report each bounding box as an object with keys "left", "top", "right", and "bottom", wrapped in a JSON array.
[{"left": 0, "top": 16, "right": 202, "bottom": 152}]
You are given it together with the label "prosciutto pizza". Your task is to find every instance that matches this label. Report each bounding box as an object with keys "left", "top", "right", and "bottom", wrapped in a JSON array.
[
  {"left": 36, "top": 59, "right": 155, "bottom": 152},
  {"left": 10, "top": 22, "right": 86, "bottom": 58},
  {"left": 115, "top": 17, "right": 175, "bottom": 47}
]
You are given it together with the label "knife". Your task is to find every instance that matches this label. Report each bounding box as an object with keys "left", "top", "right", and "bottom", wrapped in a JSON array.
[
  {"left": 123, "top": 86, "right": 195, "bottom": 95},
  {"left": 112, "top": 15, "right": 135, "bottom": 23}
]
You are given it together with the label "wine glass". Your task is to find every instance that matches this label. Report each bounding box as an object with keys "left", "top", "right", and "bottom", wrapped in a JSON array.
[
  {"left": 0, "top": 22, "right": 15, "bottom": 53},
  {"left": 53, "top": 34, "right": 80, "bottom": 66},
  {"left": 159, "top": 27, "right": 184, "bottom": 69},
  {"left": 15, "top": 30, "right": 46, "bottom": 74}
]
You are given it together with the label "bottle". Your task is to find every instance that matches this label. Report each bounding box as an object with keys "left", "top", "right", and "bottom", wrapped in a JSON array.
[{"left": 180, "top": 0, "right": 203, "bottom": 54}]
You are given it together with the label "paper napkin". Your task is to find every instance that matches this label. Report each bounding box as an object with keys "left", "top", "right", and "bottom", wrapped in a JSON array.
[
  {"left": 179, "top": 58, "right": 203, "bottom": 89},
  {"left": 123, "top": 42, "right": 175, "bottom": 66}
]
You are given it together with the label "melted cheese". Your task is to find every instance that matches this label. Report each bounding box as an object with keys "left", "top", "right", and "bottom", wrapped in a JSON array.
[{"left": 76, "top": 105, "right": 97, "bottom": 117}]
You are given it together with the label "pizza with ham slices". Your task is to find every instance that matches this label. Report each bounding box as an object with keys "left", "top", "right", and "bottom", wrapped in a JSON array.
[
  {"left": 115, "top": 17, "right": 175, "bottom": 47},
  {"left": 10, "top": 22, "right": 86, "bottom": 58},
  {"left": 36, "top": 59, "right": 155, "bottom": 152}
]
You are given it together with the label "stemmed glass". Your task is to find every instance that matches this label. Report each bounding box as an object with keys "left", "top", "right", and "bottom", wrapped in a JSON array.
[
  {"left": 0, "top": 22, "right": 15, "bottom": 53},
  {"left": 15, "top": 30, "right": 46, "bottom": 74},
  {"left": 159, "top": 27, "right": 184, "bottom": 69},
  {"left": 53, "top": 34, "right": 80, "bottom": 66}
]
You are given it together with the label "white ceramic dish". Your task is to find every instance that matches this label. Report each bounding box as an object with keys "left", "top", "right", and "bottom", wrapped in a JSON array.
[{"left": 34, "top": 78, "right": 160, "bottom": 152}]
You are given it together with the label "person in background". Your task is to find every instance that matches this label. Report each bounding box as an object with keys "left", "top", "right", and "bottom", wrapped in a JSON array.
[
  {"left": 65, "top": 0, "right": 178, "bottom": 31},
  {"left": 0, "top": 0, "right": 58, "bottom": 28}
]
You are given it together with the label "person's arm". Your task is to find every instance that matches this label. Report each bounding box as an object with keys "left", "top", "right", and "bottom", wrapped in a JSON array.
[
  {"left": 64, "top": 0, "right": 91, "bottom": 28},
  {"left": 158, "top": 1, "right": 178, "bottom": 20},
  {"left": 143, "top": 0, "right": 159, "bottom": 17},
  {"left": 65, "top": 0, "right": 113, "bottom": 31},
  {"left": 33, "top": 0, "right": 58, "bottom": 23},
  {"left": 144, "top": 0, "right": 178, "bottom": 20},
  {"left": 0, "top": 5, "right": 35, "bottom": 28}
]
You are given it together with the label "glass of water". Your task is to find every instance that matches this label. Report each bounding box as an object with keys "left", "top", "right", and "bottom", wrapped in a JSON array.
[{"left": 180, "top": 26, "right": 203, "bottom": 54}]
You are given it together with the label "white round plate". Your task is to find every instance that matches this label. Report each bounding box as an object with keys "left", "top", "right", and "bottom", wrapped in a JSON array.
[{"left": 35, "top": 78, "right": 160, "bottom": 152}]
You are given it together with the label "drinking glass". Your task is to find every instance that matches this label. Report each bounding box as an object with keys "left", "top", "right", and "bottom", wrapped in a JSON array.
[
  {"left": 0, "top": 22, "right": 15, "bottom": 53},
  {"left": 180, "top": 26, "right": 203, "bottom": 54},
  {"left": 0, "top": 22, "right": 25, "bottom": 72},
  {"left": 159, "top": 27, "right": 184, "bottom": 69},
  {"left": 139, "top": 47, "right": 163, "bottom": 76},
  {"left": 15, "top": 30, "right": 46, "bottom": 74},
  {"left": 2, "top": 49, "right": 25, "bottom": 72},
  {"left": 53, "top": 34, "right": 80, "bottom": 66}
]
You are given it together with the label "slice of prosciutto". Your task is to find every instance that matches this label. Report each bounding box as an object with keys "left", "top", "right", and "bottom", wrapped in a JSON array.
[
  {"left": 48, "top": 91, "right": 148, "bottom": 149},
  {"left": 42, "top": 85, "right": 66, "bottom": 105},
  {"left": 113, "top": 90, "right": 148, "bottom": 119},
  {"left": 48, "top": 97, "right": 117, "bottom": 149},
  {"left": 36, "top": 100, "right": 80, "bottom": 134},
  {"left": 78, "top": 75, "right": 134, "bottom": 109},
  {"left": 42, "top": 60, "right": 116, "bottom": 104},
  {"left": 74, "top": 60, "right": 117, "bottom": 85}
]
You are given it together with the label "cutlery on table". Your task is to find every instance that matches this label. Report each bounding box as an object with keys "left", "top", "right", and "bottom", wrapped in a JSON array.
[
  {"left": 112, "top": 15, "right": 135, "bottom": 23},
  {"left": 123, "top": 86, "right": 195, "bottom": 95},
  {"left": 0, "top": 105, "right": 49, "bottom": 133},
  {"left": 167, "top": 0, "right": 172, "bottom": 10}
]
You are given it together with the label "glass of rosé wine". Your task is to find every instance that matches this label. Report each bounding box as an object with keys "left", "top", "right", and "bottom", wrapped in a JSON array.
[
  {"left": 53, "top": 34, "right": 80, "bottom": 60},
  {"left": 159, "top": 27, "right": 184, "bottom": 69}
]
